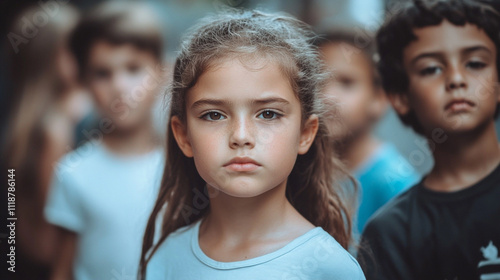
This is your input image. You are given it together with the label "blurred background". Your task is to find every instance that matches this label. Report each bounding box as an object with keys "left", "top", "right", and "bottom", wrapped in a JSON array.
[
  {"left": 1, "top": 0, "right": 455, "bottom": 177},
  {"left": 2, "top": 0, "right": 500, "bottom": 279}
]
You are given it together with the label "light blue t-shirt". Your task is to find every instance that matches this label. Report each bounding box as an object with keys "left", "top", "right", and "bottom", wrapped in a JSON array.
[
  {"left": 45, "top": 141, "right": 164, "bottom": 280},
  {"left": 146, "top": 219, "right": 366, "bottom": 280},
  {"left": 355, "top": 143, "right": 420, "bottom": 233}
]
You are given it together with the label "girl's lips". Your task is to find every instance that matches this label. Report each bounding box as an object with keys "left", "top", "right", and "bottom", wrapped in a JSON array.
[
  {"left": 224, "top": 162, "right": 260, "bottom": 172},
  {"left": 223, "top": 157, "right": 261, "bottom": 172}
]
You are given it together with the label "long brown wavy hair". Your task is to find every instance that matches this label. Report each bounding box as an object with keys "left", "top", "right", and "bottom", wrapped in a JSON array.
[{"left": 139, "top": 9, "right": 357, "bottom": 279}]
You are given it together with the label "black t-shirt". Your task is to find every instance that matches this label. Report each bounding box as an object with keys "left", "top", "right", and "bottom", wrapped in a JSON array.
[{"left": 358, "top": 163, "right": 500, "bottom": 280}]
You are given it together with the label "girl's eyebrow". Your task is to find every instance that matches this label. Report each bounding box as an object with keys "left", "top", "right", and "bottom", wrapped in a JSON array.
[
  {"left": 190, "top": 99, "right": 228, "bottom": 110},
  {"left": 190, "top": 97, "right": 291, "bottom": 110},
  {"left": 251, "top": 97, "right": 290, "bottom": 106}
]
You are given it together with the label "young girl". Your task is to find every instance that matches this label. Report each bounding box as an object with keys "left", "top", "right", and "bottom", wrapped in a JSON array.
[{"left": 140, "top": 10, "right": 365, "bottom": 280}]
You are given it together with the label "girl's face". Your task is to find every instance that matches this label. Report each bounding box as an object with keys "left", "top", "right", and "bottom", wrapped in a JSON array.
[{"left": 172, "top": 59, "right": 318, "bottom": 198}]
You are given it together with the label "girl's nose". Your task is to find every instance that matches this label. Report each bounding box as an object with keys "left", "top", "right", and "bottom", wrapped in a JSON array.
[{"left": 229, "top": 117, "right": 255, "bottom": 149}]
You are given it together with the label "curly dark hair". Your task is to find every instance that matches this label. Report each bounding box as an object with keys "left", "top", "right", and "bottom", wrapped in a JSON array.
[{"left": 377, "top": 0, "right": 500, "bottom": 134}]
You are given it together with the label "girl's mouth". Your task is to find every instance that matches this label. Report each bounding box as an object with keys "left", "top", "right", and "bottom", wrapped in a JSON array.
[{"left": 224, "top": 157, "right": 261, "bottom": 172}]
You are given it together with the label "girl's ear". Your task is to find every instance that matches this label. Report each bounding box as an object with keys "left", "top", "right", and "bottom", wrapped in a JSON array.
[
  {"left": 387, "top": 92, "right": 410, "bottom": 116},
  {"left": 171, "top": 116, "right": 193, "bottom": 158},
  {"left": 298, "top": 114, "right": 319, "bottom": 155}
]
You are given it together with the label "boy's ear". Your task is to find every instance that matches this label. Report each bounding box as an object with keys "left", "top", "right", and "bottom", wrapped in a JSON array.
[
  {"left": 387, "top": 92, "right": 411, "bottom": 116},
  {"left": 171, "top": 116, "right": 193, "bottom": 158},
  {"left": 298, "top": 114, "right": 319, "bottom": 155}
]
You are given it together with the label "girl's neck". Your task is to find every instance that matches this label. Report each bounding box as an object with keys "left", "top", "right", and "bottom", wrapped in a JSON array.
[
  {"left": 199, "top": 180, "right": 314, "bottom": 261},
  {"left": 102, "top": 123, "right": 159, "bottom": 155},
  {"left": 425, "top": 120, "right": 500, "bottom": 192}
]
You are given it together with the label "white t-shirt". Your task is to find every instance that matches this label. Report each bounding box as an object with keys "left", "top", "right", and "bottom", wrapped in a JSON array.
[
  {"left": 146, "top": 219, "right": 366, "bottom": 280},
  {"left": 45, "top": 141, "right": 164, "bottom": 280}
]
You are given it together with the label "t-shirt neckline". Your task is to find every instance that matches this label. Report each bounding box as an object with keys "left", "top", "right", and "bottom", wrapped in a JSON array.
[
  {"left": 354, "top": 143, "right": 390, "bottom": 177},
  {"left": 417, "top": 162, "right": 500, "bottom": 202},
  {"left": 95, "top": 140, "right": 162, "bottom": 163},
  {"left": 191, "top": 219, "right": 323, "bottom": 270}
]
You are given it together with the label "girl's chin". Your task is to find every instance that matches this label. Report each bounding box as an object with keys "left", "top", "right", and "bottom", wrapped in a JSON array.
[{"left": 211, "top": 184, "right": 274, "bottom": 199}]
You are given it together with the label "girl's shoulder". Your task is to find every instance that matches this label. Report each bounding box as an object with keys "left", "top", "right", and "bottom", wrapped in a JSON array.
[
  {"left": 288, "top": 228, "right": 365, "bottom": 280},
  {"left": 146, "top": 223, "right": 365, "bottom": 280},
  {"left": 146, "top": 221, "right": 200, "bottom": 276},
  {"left": 154, "top": 221, "right": 198, "bottom": 253}
]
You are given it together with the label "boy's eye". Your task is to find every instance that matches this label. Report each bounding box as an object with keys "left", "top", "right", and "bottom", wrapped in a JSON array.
[
  {"left": 92, "top": 68, "right": 111, "bottom": 80},
  {"left": 258, "top": 110, "right": 281, "bottom": 120},
  {"left": 466, "top": 61, "right": 486, "bottom": 70},
  {"left": 201, "top": 111, "right": 226, "bottom": 121},
  {"left": 128, "top": 64, "right": 141, "bottom": 74},
  {"left": 339, "top": 78, "right": 354, "bottom": 88},
  {"left": 419, "top": 66, "right": 441, "bottom": 76}
]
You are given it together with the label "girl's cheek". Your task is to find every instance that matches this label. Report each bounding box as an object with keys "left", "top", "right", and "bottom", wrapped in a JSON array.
[
  {"left": 255, "top": 122, "right": 287, "bottom": 145},
  {"left": 197, "top": 129, "right": 224, "bottom": 150}
]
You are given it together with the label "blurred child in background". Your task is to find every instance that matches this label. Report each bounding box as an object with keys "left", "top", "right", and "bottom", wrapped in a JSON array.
[
  {"left": 1, "top": 3, "right": 92, "bottom": 279},
  {"left": 44, "top": 2, "right": 166, "bottom": 280},
  {"left": 316, "top": 30, "right": 420, "bottom": 233},
  {"left": 359, "top": 0, "right": 500, "bottom": 279}
]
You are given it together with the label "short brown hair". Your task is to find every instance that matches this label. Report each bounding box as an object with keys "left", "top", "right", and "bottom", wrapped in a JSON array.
[
  {"left": 315, "top": 28, "right": 382, "bottom": 88},
  {"left": 70, "top": 2, "right": 164, "bottom": 77}
]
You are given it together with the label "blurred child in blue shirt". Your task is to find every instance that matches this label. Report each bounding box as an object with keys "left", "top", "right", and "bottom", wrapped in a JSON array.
[{"left": 317, "top": 30, "right": 420, "bottom": 233}]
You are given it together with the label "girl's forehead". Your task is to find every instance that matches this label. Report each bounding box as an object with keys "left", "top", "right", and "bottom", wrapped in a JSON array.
[{"left": 186, "top": 59, "right": 299, "bottom": 107}]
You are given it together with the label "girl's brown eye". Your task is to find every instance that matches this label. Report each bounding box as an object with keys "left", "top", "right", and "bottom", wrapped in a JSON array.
[
  {"left": 201, "top": 111, "right": 226, "bottom": 121},
  {"left": 258, "top": 110, "right": 281, "bottom": 120},
  {"left": 209, "top": 112, "right": 222, "bottom": 120},
  {"left": 262, "top": 111, "right": 274, "bottom": 119}
]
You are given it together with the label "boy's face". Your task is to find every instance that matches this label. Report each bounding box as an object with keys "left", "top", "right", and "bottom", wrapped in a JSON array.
[
  {"left": 397, "top": 20, "right": 500, "bottom": 135},
  {"left": 85, "top": 40, "right": 161, "bottom": 132},
  {"left": 320, "top": 42, "right": 386, "bottom": 140}
]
